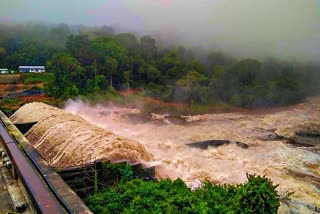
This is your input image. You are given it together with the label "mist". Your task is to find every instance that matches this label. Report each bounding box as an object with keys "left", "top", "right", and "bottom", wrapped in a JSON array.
[{"left": 1, "top": 0, "right": 319, "bottom": 61}]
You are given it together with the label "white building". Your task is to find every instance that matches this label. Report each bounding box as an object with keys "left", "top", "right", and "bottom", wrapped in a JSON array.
[
  {"left": 19, "top": 66, "right": 45, "bottom": 73},
  {"left": 0, "top": 68, "right": 8, "bottom": 74}
]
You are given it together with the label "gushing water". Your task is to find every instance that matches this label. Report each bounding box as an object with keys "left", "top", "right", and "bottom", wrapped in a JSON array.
[
  {"left": 11, "top": 99, "right": 320, "bottom": 213},
  {"left": 11, "top": 102, "right": 153, "bottom": 167},
  {"left": 64, "top": 99, "right": 320, "bottom": 213}
]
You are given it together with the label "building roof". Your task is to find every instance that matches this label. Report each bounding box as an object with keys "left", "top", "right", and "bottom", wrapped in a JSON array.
[{"left": 19, "top": 66, "right": 45, "bottom": 69}]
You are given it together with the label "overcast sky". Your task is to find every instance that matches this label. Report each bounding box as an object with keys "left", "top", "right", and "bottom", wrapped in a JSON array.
[{"left": 1, "top": 0, "right": 319, "bottom": 61}]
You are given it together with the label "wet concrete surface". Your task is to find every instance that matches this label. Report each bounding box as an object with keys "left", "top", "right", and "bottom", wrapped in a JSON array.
[{"left": 0, "top": 165, "right": 13, "bottom": 214}]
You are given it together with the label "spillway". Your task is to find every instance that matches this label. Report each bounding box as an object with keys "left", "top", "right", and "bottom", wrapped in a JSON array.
[{"left": 11, "top": 102, "right": 152, "bottom": 168}]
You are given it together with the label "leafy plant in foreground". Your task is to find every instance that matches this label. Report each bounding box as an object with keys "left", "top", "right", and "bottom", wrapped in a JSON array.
[{"left": 86, "top": 173, "right": 280, "bottom": 214}]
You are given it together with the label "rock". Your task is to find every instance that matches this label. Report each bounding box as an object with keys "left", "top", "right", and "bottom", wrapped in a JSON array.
[
  {"left": 150, "top": 113, "right": 173, "bottom": 125},
  {"left": 151, "top": 113, "right": 170, "bottom": 120},
  {"left": 258, "top": 131, "right": 282, "bottom": 141},
  {"left": 295, "top": 123, "right": 320, "bottom": 137},
  {"left": 275, "top": 122, "right": 320, "bottom": 147},
  {"left": 186, "top": 140, "right": 249, "bottom": 149},
  {"left": 235, "top": 141, "right": 249, "bottom": 149},
  {"left": 181, "top": 114, "right": 208, "bottom": 122},
  {"left": 187, "top": 140, "right": 231, "bottom": 149}
]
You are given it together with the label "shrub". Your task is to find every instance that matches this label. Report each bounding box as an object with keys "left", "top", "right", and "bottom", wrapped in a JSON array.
[
  {"left": 2, "top": 98, "right": 20, "bottom": 105},
  {"left": 232, "top": 173, "right": 280, "bottom": 214},
  {"left": 22, "top": 73, "right": 54, "bottom": 84},
  {"left": 30, "top": 85, "right": 43, "bottom": 90},
  {"left": 86, "top": 173, "right": 280, "bottom": 214}
]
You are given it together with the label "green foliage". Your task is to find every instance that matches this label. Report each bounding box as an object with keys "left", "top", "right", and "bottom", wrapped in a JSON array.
[
  {"left": 123, "top": 70, "right": 132, "bottom": 90},
  {"left": 91, "top": 37, "right": 127, "bottom": 64},
  {"left": 233, "top": 174, "right": 280, "bottom": 214},
  {"left": 66, "top": 34, "right": 93, "bottom": 67},
  {"left": 0, "top": 74, "right": 21, "bottom": 84},
  {"left": 140, "top": 35, "right": 157, "bottom": 61},
  {"left": 1, "top": 23, "right": 319, "bottom": 108},
  {"left": 176, "top": 71, "right": 208, "bottom": 103},
  {"left": 1, "top": 98, "right": 21, "bottom": 105},
  {"left": 119, "top": 164, "right": 134, "bottom": 183},
  {"left": 100, "top": 161, "right": 134, "bottom": 185},
  {"left": 94, "top": 75, "right": 108, "bottom": 91},
  {"left": 86, "top": 174, "right": 280, "bottom": 214},
  {"left": 94, "top": 170, "right": 98, "bottom": 195},
  {"left": 207, "top": 52, "right": 227, "bottom": 75},
  {"left": 177, "top": 70, "right": 207, "bottom": 90},
  {"left": 0, "top": 47, "right": 6, "bottom": 55},
  {"left": 81, "top": 86, "right": 121, "bottom": 104},
  {"left": 232, "top": 59, "right": 262, "bottom": 86},
  {"left": 115, "top": 33, "right": 139, "bottom": 53},
  {"left": 0, "top": 98, "right": 22, "bottom": 115},
  {"left": 22, "top": 72, "right": 54, "bottom": 84},
  {"left": 230, "top": 94, "right": 242, "bottom": 106},
  {"left": 46, "top": 53, "right": 84, "bottom": 98},
  {"left": 30, "top": 85, "right": 43, "bottom": 90},
  {"left": 186, "top": 60, "right": 206, "bottom": 74}
]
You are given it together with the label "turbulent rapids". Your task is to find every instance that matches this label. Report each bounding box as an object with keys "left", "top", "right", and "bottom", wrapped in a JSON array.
[{"left": 11, "top": 99, "right": 320, "bottom": 213}]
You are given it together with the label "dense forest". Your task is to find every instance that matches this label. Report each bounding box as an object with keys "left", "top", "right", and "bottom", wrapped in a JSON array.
[{"left": 1, "top": 23, "right": 320, "bottom": 107}]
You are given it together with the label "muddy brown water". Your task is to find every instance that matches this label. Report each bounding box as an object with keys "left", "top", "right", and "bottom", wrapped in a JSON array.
[{"left": 10, "top": 98, "right": 320, "bottom": 213}]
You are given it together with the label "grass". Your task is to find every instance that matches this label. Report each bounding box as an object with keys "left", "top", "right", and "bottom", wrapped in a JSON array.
[
  {"left": 79, "top": 86, "right": 123, "bottom": 105},
  {"left": 0, "top": 74, "right": 21, "bottom": 84},
  {"left": 22, "top": 73, "right": 54, "bottom": 84},
  {"left": 41, "top": 99, "right": 55, "bottom": 105},
  {"left": 0, "top": 98, "right": 23, "bottom": 115},
  {"left": 1, "top": 98, "right": 21, "bottom": 105},
  {"left": 30, "top": 85, "right": 43, "bottom": 90}
]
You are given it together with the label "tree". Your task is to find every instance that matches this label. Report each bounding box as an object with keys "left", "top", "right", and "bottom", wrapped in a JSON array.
[
  {"left": 123, "top": 70, "right": 132, "bottom": 90},
  {"left": 105, "top": 57, "right": 118, "bottom": 87},
  {"left": 115, "top": 33, "right": 139, "bottom": 53},
  {"left": 47, "top": 24, "right": 70, "bottom": 47},
  {"left": 0, "top": 47, "right": 6, "bottom": 55},
  {"left": 157, "top": 52, "right": 185, "bottom": 80},
  {"left": 232, "top": 59, "right": 262, "bottom": 86},
  {"left": 46, "top": 53, "right": 84, "bottom": 98},
  {"left": 91, "top": 37, "right": 127, "bottom": 88},
  {"left": 176, "top": 46, "right": 194, "bottom": 63},
  {"left": 66, "top": 34, "right": 94, "bottom": 66},
  {"left": 94, "top": 75, "right": 108, "bottom": 91},
  {"left": 177, "top": 70, "right": 206, "bottom": 90},
  {"left": 140, "top": 35, "right": 157, "bottom": 61},
  {"left": 0, "top": 47, "right": 6, "bottom": 66},
  {"left": 186, "top": 60, "right": 206, "bottom": 74},
  {"left": 138, "top": 63, "right": 161, "bottom": 84},
  {"left": 209, "top": 65, "right": 230, "bottom": 101},
  {"left": 176, "top": 70, "right": 207, "bottom": 103},
  {"left": 207, "top": 51, "right": 227, "bottom": 76},
  {"left": 91, "top": 37, "right": 126, "bottom": 63},
  {"left": 233, "top": 174, "right": 280, "bottom": 214}
]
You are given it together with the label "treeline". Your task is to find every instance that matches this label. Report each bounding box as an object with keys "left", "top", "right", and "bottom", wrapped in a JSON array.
[{"left": 1, "top": 23, "right": 319, "bottom": 107}]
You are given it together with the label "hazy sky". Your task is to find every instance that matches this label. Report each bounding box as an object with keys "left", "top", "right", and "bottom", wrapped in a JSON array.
[{"left": 1, "top": 0, "right": 320, "bottom": 60}]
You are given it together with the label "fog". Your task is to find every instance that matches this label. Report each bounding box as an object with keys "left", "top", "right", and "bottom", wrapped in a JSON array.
[{"left": 1, "top": 0, "right": 320, "bottom": 60}]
